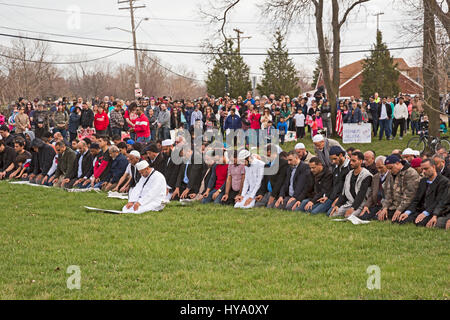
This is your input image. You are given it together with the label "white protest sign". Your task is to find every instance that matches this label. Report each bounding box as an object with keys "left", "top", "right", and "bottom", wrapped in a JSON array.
[{"left": 342, "top": 123, "right": 372, "bottom": 143}]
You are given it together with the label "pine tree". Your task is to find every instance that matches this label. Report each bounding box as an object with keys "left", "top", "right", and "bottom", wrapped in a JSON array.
[
  {"left": 205, "top": 40, "right": 252, "bottom": 98},
  {"left": 257, "top": 30, "right": 300, "bottom": 98},
  {"left": 360, "top": 31, "right": 400, "bottom": 100}
]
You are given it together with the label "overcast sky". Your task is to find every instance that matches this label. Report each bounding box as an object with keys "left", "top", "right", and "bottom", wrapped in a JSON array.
[{"left": 0, "top": 0, "right": 423, "bottom": 87}]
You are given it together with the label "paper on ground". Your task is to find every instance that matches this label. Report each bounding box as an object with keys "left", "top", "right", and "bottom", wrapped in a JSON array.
[
  {"left": 107, "top": 191, "right": 128, "bottom": 199},
  {"left": 10, "top": 181, "right": 50, "bottom": 188},
  {"left": 332, "top": 215, "right": 370, "bottom": 225},
  {"left": 84, "top": 206, "right": 123, "bottom": 214},
  {"left": 66, "top": 187, "right": 101, "bottom": 192}
]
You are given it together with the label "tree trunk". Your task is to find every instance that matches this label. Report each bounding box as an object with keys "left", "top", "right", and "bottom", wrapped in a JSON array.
[
  {"left": 423, "top": 0, "right": 440, "bottom": 139},
  {"left": 331, "top": 0, "right": 341, "bottom": 137},
  {"left": 315, "top": 0, "right": 338, "bottom": 136}
]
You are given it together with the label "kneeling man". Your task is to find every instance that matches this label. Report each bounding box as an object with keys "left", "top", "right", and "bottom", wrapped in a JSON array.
[{"left": 123, "top": 160, "right": 167, "bottom": 214}]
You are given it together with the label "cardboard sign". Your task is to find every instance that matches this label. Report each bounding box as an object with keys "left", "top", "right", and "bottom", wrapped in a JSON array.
[{"left": 342, "top": 123, "right": 372, "bottom": 144}]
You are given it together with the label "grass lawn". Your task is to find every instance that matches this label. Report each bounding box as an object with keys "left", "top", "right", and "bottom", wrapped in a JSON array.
[{"left": 0, "top": 134, "right": 449, "bottom": 299}]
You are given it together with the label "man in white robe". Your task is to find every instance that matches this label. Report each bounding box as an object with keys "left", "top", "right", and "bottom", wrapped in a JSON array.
[
  {"left": 234, "top": 149, "right": 265, "bottom": 209},
  {"left": 122, "top": 160, "right": 167, "bottom": 214}
]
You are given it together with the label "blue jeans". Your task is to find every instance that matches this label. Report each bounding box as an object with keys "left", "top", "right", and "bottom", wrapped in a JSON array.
[
  {"left": 411, "top": 121, "right": 419, "bottom": 135},
  {"left": 202, "top": 189, "right": 218, "bottom": 204},
  {"left": 387, "top": 118, "right": 393, "bottom": 137},
  {"left": 371, "top": 117, "right": 378, "bottom": 136},
  {"left": 94, "top": 181, "right": 106, "bottom": 189},
  {"left": 159, "top": 127, "right": 170, "bottom": 140},
  {"left": 297, "top": 198, "right": 333, "bottom": 214},
  {"left": 379, "top": 119, "right": 390, "bottom": 139},
  {"left": 213, "top": 189, "right": 226, "bottom": 204}
]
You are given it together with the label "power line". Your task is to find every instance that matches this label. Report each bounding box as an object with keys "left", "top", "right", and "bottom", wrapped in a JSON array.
[
  {"left": 0, "top": 42, "right": 116, "bottom": 58},
  {"left": 141, "top": 52, "right": 202, "bottom": 82},
  {"left": 0, "top": 46, "right": 131, "bottom": 64},
  {"left": 1, "top": 32, "right": 445, "bottom": 56},
  {"left": 0, "top": 25, "right": 424, "bottom": 50},
  {"left": 0, "top": 2, "right": 413, "bottom": 25}
]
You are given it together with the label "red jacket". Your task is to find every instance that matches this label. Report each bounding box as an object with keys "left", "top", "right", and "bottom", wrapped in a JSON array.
[
  {"left": 94, "top": 112, "right": 109, "bottom": 131},
  {"left": 249, "top": 112, "right": 261, "bottom": 129},
  {"left": 134, "top": 113, "right": 150, "bottom": 138}
]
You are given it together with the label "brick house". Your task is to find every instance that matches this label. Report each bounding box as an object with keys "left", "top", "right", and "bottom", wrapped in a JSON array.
[{"left": 316, "top": 58, "right": 423, "bottom": 98}]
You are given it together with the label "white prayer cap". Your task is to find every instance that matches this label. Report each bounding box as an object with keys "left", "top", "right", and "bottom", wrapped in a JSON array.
[
  {"left": 135, "top": 160, "right": 149, "bottom": 171},
  {"left": 312, "top": 134, "right": 324, "bottom": 143},
  {"left": 129, "top": 150, "right": 141, "bottom": 159},
  {"left": 402, "top": 148, "right": 415, "bottom": 156},
  {"left": 412, "top": 150, "right": 420, "bottom": 157},
  {"left": 237, "top": 149, "right": 251, "bottom": 160},
  {"left": 161, "top": 139, "right": 173, "bottom": 147},
  {"left": 295, "top": 143, "right": 306, "bottom": 150}
]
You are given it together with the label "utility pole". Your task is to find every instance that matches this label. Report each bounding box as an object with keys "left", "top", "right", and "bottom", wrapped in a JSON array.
[
  {"left": 373, "top": 12, "right": 384, "bottom": 31},
  {"left": 118, "top": 0, "right": 146, "bottom": 94},
  {"left": 230, "top": 28, "right": 251, "bottom": 54}
]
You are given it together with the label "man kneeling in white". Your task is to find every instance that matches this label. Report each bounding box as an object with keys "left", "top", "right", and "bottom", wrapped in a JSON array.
[
  {"left": 234, "top": 149, "right": 265, "bottom": 209},
  {"left": 123, "top": 160, "right": 167, "bottom": 214}
]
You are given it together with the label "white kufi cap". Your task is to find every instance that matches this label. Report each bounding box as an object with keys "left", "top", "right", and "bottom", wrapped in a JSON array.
[{"left": 136, "top": 160, "right": 149, "bottom": 171}]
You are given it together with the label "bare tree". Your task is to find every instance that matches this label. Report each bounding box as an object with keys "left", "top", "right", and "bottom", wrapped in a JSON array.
[
  {"left": 0, "top": 37, "right": 62, "bottom": 103},
  {"left": 262, "top": 0, "right": 370, "bottom": 135},
  {"left": 428, "top": 0, "right": 450, "bottom": 37},
  {"left": 423, "top": 0, "right": 441, "bottom": 138}
]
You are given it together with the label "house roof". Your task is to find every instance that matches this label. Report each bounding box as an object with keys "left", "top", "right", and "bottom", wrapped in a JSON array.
[{"left": 339, "top": 58, "right": 411, "bottom": 85}]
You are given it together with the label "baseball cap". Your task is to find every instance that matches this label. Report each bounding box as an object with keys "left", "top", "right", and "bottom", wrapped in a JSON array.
[{"left": 385, "top": 155, "right": 401, "bottom": 165}]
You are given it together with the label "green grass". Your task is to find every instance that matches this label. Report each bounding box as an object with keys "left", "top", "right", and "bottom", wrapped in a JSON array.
[{"left": 0, "top": 134, "right": 449, "bottom": 299}]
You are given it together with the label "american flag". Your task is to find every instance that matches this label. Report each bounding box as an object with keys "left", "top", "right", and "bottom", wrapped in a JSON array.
[{"left": 336, "top": 110, "right": 343, "bottom": 137}]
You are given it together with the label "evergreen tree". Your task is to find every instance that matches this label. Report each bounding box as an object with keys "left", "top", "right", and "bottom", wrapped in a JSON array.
[
  {"left": 360, "top": 31, "right": 400, "bottom": 100},
  {"left": 205, "top": 40, "right": 251, "bottom": 98},
  {"left": 257, "top": 30, "right": 300, "bottom": 98}
]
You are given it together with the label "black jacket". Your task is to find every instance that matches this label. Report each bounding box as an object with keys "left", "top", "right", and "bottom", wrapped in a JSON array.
[
  {"left": 80, "top": 108, "right": 94, "bottom": 128},
  {"left": 407, "top": 174, "right": 449, "bottom": 216},
  {"left": 69, "top": 150, "right": 94, "bottom": 179},
  {"left": 440, "top": 165, "right": 450, "bottom": 180},
  {"left": 163, "top": 154, "right": 181, "bottom": 189},
  {"left": 0, "top": 146, "right": 16, "bottom": 171},
  {"left": 329, "top": 160, "right": 350, "bottom": 201},
  {"left": 54, "top": 147, "right": 77, "bottom": 179},
  {"left": 3, "top": 134, "right": 16, "bottom": 148},
  {"left": 257, "top": 157, "right": 289, "bottom": 199},
  {"left": 176, "top": 160, "right": 206, "bottom": 194},
  {"left": 129, "top": 164, "right": 141, "bottom": 188},
  {"left": 31, "top": 141, "right": 56, "bottom": 176},
  {"left": 435, "top": 186, "right": 450, "bottom": 217},
  {"left": 149, "top": 153, "right": 166, "bottom": 176},
  {"left": 377, "top": 103, "right": 392, "bottom": 119},
  {"left": 279, "top": 161, "right": 314, "bottom": 201},
  {"left": 310, "top": 167, "right": 333, "bottom": 203},
  {"left": 369, "top": 102, "right": 379, "bottom": 117}
]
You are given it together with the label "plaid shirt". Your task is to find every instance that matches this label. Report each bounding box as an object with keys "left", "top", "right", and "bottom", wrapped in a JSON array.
[{"left": 109, "top": 109, "right": 124, "bottom": 128}]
